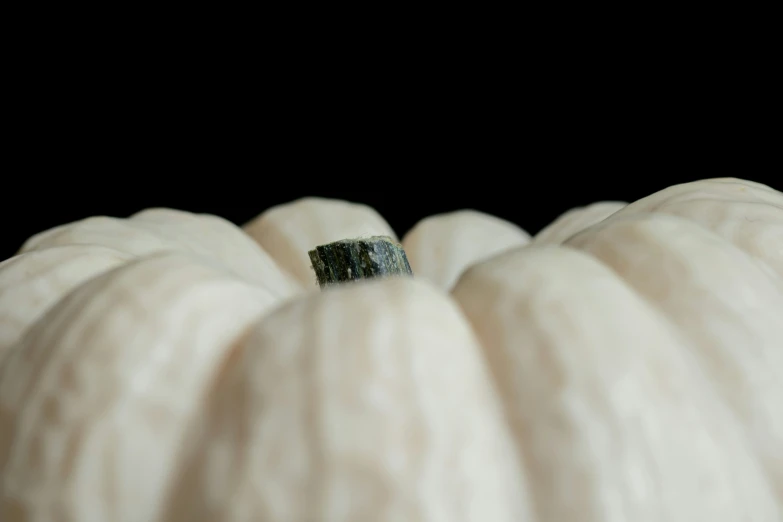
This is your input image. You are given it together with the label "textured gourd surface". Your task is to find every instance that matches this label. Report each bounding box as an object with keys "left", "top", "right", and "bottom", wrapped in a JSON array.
[{"left": 0, "top": 179, "right": 781, "bottom": 521}]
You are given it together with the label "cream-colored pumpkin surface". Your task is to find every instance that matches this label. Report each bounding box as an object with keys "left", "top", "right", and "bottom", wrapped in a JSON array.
[
  {"left": 161, "top": 280, "right": 532, "bottom": 522},
  {"left": 0, "top": 177, "right": 781, "bottom": 522},
  {"left": 401, "top": 210, "right": 530, "bottom": 289},
  {"left": 532, "top": 201, "right": 626, "bottom": 245}
]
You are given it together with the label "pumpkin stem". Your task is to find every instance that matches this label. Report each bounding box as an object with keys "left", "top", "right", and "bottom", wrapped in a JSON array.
[{"left": 308, "top": 236, "right": 413, "bottom": 289}]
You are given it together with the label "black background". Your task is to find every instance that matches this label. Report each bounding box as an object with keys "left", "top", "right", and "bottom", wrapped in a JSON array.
[
  {"left": 3, "top": 150, "right": 778, "bottom": 263},
  {"left": 3, "top": 41, "right": 780, "bottom": 263},
  {"left": 3, "top": 99, "right": 780, "bottom": 263}
]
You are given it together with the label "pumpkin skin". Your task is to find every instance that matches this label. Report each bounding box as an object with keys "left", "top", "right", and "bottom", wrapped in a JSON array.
[{"left": 0, "top": 178, "right": 781, "bottom": 521}]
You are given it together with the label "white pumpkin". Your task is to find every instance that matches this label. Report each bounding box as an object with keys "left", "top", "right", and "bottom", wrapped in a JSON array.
[{"left": 0, "top": 178, "right": 781, "bottom": 522}]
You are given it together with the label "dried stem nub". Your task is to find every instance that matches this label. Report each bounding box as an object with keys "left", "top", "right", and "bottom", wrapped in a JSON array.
[{"left": 308, "top": 236, "right": 413, "bottom": 289}]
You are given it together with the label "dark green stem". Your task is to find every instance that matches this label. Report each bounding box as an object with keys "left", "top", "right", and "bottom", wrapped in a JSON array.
[{"left": 308, "top": 235, "right": 413, "bottom": 289}]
